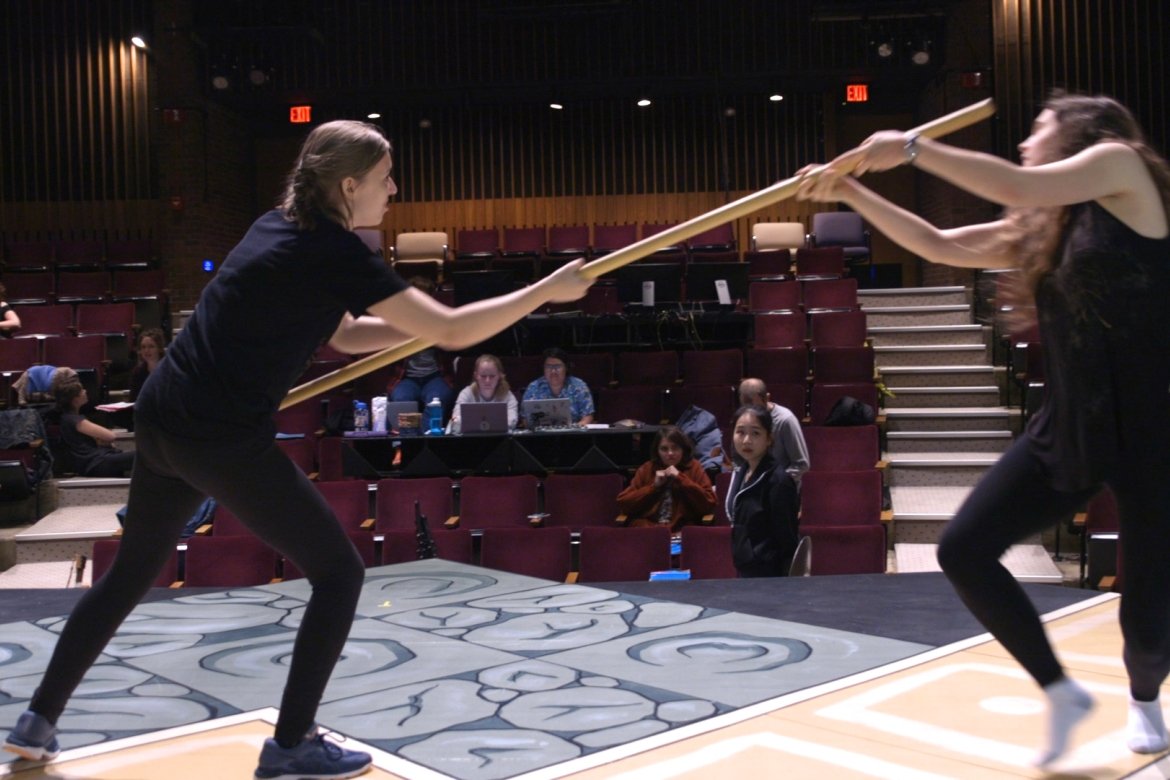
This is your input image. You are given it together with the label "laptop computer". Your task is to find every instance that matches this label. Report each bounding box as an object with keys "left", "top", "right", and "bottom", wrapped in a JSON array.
[
  {"left": 458, "top": 401, "right": 509, "bottom": 433},
  {"left": 521, "top": 397, "right": 573, "bottom": 429}
]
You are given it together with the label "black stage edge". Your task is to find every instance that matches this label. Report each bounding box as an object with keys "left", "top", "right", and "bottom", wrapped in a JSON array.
[
  {"left": 0, "top": 573, "right": 1100, "bottom": 650},
  {"left": 617, "top": 572, "right": 1099, "bottom": 647}
]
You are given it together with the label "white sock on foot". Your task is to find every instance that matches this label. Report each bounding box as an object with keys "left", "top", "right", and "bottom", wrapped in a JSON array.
[
  {"left": 1034, "top": 677, "right": 1094, "bottom": 768},
  {"left": 1127, "top": 696, "right": 1169, "bottom": 754}
]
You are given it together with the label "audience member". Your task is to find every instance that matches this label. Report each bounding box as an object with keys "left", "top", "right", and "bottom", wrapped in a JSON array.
[
  {"left": 128, "top": 328, "right": 166, "bottom": 401},
  {"left": 0, "top": 284, "right": 20, "bottom": 336},
  {"left": 388, "top": 278, "right": 456, "bottom": 422},
  {"left": 49, "top": 378, "right": 133, "bottom": 477},
  {"left": 617, "top": 425, "right": 716, "bottom": 531},
  {"left": 726, "top": 404, "right": 800, "bottom": 577},
  {"left": 522, "top": 347, "right": 595, "bottom": 426},
  {"left": 738, "top": 377, "right": 810, "bottom": 486},
  {"left": 447, "top": 353, "right": 518, "bottom": 433}
]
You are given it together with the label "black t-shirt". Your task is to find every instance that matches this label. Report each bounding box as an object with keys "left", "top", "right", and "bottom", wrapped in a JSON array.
[{"left": 140, "top": 210, "right": 408, "bottom": 438}]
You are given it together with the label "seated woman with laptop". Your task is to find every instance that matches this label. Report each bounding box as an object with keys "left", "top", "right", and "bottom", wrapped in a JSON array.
[
  {"left": 447, "top": 354, "right": 518, "bottom": 434},
  {"left": 521, "top": 347, "right": 595, "bottom": 427}
]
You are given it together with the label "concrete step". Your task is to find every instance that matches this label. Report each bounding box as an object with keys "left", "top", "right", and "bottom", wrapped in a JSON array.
[
  {"left": 0, "top": 559, "right": 91, "bottom": 589},
  {"left": 864, "top": 305, "right": 972, "bottom": 328},
  {"left": 884, "top": 406, "right": 1020, "bottom": 433},
  {"left": 879, "top": 365, "right": 1000, "bottom": 387},
  {"left": 886, "top": 430, "right": 1014, "bottom": 454},
  {"left": 55, "top": 477, "right": 131, "bottom": 509},
  {"left": 867, "top": 323, "right": 987, "bottom": 347},
  {"left": 858, "top": 286, "right": 969, "bottom": 308},
  {"left": 887, "top": 451, "right": 1000, "bottom": 487},
  {"left": 883, "top": 386, "right": 1002, "bottom": 408},
  {"left": 14, "top": 503, "right": 122, "bottom": 565},
  {"left": 874, "top": 344, "right": 989, "bottom": 367}
]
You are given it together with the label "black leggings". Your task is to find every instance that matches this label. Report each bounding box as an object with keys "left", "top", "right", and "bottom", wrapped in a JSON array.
[
  {"left": 938, "top": 436, "right": 1170, "bottom": 700},
  {"left": 30, "top": 420, "right": 365, "bottom": 745}
]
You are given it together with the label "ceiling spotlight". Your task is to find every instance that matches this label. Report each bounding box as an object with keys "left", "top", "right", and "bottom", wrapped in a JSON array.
[
  {"left": 248, "top": 66, "right": 269, "bottom": 86},
  {"left": 769, "top": 93, "right": 784, "bottom": 102},
  {"left": 418, "top": 118, "right": 432, "bottom": 129},
  {"left": 910, "top": 39, "right": 932, "bottom": 66},
  {"left": 211, "top": 72, "right": 231, "bottom": 90},
  {"left": 636, "top": 97, "right": 652, "bottom": 107},
  {"left": 723, "top": 106, "right": 736, "bottom": 117},
  {"left": 367, "top": 112, "right": 381, "bottom": 120},
  {"left": 130, "top": 35, "right": 147, "bottom": 50},
  {"left": 549, "top": 102, "right": 564, "bottom": 110},
  {"left": 876, "top": 39, "right": 895, "bottom": 58}
]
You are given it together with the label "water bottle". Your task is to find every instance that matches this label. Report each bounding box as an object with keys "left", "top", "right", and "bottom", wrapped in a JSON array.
[
  {"left": 425, "top": 397, "right": 443, "bottom": 435},
  {"left": 353, "top": 400, "right": 370, "bottom": 433}
]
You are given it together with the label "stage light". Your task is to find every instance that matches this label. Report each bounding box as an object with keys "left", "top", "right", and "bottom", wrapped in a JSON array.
[
  {"left": 549, "top": 102, "right": 564, "bottom": 110},
  {"left": 418, "top": 118, "right": 432, "bottom": 129},
  {"left": 910, "top": 38, "right": 932, "bottom": 65},
  {"left": 636, "top": 97, "right": 652, "bottom": 107},
  {"left": 367, "top": 112, "right": 381, "bottom": 119},
  {"left": 130, "top": 35, "right": 147, "bottom": 50},
  {"left": 769, "top": 93, "right": 784, "bottom": 102},
  {"left": 723, "top": 106, "right": 736, "bottom": 117},
  {"left": 247, "top": 66, "right": 270, "bottom": 86}
]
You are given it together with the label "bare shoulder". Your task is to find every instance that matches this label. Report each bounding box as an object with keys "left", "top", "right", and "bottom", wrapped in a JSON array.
[{"left": 1091, "top": 142, "right": 1169, "bottom": 238}]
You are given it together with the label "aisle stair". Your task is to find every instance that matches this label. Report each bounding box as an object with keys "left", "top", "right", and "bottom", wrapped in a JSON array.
[{"left": 860, "top": 286, "right": 1060, "bottom": 583}]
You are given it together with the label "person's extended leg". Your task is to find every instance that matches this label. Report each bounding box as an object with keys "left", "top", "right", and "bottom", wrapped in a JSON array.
[
  {"left": 1111, "top": 457, "right": 1170, "bottom": 753},
  {"left": 937, "top": 437, "right": 1095, "bottom": 765},
  {"left": 167, "top": 435, "right": 365, "bottom": 748},
  {"left": 5, "top": 429, "right": 205, "bottom": 760}
]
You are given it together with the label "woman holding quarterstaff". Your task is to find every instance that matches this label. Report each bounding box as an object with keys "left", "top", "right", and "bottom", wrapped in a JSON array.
[
  {"left": 799, "top": 92, "right": 1170, "bottom": 768},
  {"left": 3, "top": 120, "right": 589, "bottom": 780}
]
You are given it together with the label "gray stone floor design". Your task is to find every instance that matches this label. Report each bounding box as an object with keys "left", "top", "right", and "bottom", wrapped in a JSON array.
[{"left": 0, "top": 560, "right": 930, "bottom": 780}]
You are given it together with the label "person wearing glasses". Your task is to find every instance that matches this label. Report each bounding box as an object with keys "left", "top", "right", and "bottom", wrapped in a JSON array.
[{"left": 521, "top": 347, "right": 594, "bottom": 426}]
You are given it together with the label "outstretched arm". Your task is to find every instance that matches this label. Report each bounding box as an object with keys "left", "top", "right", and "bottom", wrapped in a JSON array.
[
  {"left": 824, "top": 130, "right": 1163, "bottom": 232},
  {"left": 330, "top": 258, "right": 591, "bottom": 354},
  {"left": 798, "top": 175, "right": 1017, "bottom": 269}
]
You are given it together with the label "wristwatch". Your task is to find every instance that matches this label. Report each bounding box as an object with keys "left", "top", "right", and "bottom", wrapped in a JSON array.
[{"left": 904, "top": 134, "right": 921, "bottom": 165}]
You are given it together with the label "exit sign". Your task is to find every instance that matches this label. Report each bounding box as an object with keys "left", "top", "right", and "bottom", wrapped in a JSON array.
[
  {"left": 845, "top": 84, "right": 869, "bottom": 103},
  {"left": 289, "top": 105, "right": 312, "bottom": 124}
]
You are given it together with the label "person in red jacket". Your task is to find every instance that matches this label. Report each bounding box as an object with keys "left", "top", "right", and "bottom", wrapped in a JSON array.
[{"left": 618, "top": 426, "right": 716, "bottom": 531}]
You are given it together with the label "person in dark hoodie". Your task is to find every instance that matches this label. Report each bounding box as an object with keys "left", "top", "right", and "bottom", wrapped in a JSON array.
[{"left": 725, "top": 404, "right": 799, "bottom": 577}]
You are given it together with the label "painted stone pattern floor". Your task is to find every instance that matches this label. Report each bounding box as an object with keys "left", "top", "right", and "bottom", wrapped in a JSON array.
[{"left": 2, "top": 561, "right": 1168, "bottom": 779}]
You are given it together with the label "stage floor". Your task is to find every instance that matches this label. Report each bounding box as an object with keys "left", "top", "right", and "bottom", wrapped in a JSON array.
[{"left": 1, "top": 561, "right": 1167, "bottom": 779}]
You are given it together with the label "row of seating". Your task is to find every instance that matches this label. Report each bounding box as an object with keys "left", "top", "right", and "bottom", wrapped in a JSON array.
[
  {"left": 0, "top": 333, "right": 111, "bottom": 404},
  {"left": 240, "top": 429, "right": 882, "bottom": 530},
  {"left": 4, "top": 238, "right": 157, "bottom": 272},
  {"left": 91, "top": 525, "right": 718, "bottom": 587},
  {"left": 386, "top": 213, "right": 871, "bottom": 284},
  {"left": 2, "top": 269, "right": 169, "bottom": 308},
  {"left": 393, "top": 215, "right": 867, "bottom": 266}
]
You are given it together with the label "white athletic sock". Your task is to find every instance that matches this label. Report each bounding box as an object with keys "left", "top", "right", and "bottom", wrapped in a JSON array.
[
  {"left": 1034, "top": 677, "right": 1094, "bottom": 768},
  {"left": 1127, "top": 696, "right": 1169, "bottom": 754}
]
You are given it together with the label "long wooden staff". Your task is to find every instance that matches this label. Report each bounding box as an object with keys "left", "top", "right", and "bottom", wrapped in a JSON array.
[{"left": 281, "top": 97, "right": 995, "bottom": 409}]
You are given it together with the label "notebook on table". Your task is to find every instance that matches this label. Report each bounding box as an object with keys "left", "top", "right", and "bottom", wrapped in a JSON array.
[{"left": 458, "top": 401, "right": 509, "bottom": 433}]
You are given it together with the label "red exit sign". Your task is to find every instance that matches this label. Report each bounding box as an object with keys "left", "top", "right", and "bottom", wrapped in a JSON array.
[
  {"left": 845, "top": 84, "right": 869, "bottom": 103},
  {"left": 289, "top": 105, "right": 313, "bottom": 124}
]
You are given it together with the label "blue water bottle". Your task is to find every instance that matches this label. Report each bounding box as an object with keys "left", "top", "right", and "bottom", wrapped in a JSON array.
[
  {"left": 425, "top": 397, "right": 443, "bottom": 435},
  {"left": 353, "top": 400, "right": 370, "bottom": 433}
]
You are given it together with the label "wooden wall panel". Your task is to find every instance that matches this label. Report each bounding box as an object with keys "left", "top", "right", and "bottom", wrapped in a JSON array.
[
  {"left": 0, "top": 0, "right": 153, "bottom": 239},
  {"left": 991, "top": 0, "right": 1167, "bottom": 157}
]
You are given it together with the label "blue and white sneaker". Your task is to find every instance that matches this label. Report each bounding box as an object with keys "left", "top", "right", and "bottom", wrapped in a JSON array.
[
  {"left": 254, "top": 727, "right": 371, "bottom": 780},
  {"left": 3, "top": 710, "right": 61, "bottom": 761}
]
